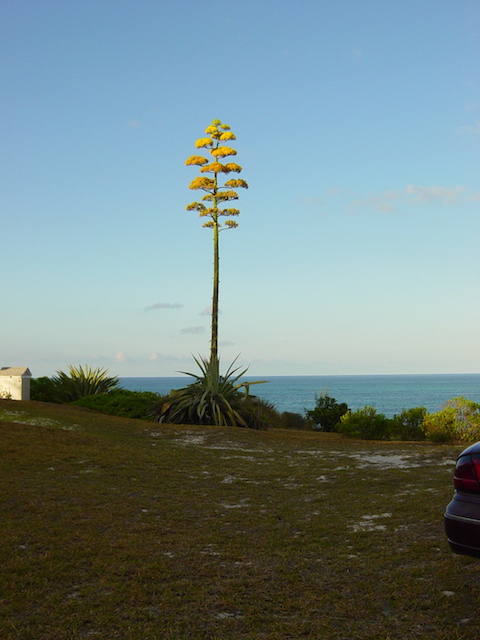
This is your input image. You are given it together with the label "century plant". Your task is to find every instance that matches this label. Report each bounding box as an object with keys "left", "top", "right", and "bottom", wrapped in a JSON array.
[
  {"left": 150, "top": 356, "right": 269, "bottom": 429},
  {"left": 185, "top": 119, "right": 248, "bottom": 363},
  {"left": 151, "top": 120, "right": 270, "bottom": 428}
]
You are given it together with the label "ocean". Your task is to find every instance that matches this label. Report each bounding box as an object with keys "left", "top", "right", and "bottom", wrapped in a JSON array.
[{"left": 120, "top": 373, "right": 480, "bottom": 418}]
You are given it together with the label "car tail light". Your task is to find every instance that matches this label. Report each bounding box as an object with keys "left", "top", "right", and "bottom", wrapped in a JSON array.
[{"left": 454, "top": 454, "right": 480, "bottom": 492}]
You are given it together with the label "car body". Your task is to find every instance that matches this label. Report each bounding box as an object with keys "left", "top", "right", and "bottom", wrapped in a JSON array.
[{"left": 444, "top": 441, "right": 480, "bottom": 558}]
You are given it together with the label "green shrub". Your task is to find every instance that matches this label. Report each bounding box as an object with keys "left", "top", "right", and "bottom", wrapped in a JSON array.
[
  {"left": 306, "top": 393, "right": 349, "bottom": 432},
  {"left": 423, "top": 407, "right": 457, "bottom": 443},
  {"left": 30, "top": 376, "right": 62, "bottom": 403},
  {"left": 279, "top": 411, "right": 310, "bottom": 430},
  {"left": 390, "top": 407, "right": 427, "bottom": 441},
  {"left": 74, "top": 389, "right": 160, "bottom": 420},
  {"left": 237, "top": 397, "right": 284, "bottom": 430},
  {"left": 423, "top": 397, "right": 480, "bottom": 443},
  {"left": 338, "top": 406, "right": 390, "bottom": 440}
]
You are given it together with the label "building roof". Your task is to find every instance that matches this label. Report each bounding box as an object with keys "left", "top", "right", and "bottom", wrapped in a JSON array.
[{"left": 0, "top": 367, "right": 32, "bottom": 377}]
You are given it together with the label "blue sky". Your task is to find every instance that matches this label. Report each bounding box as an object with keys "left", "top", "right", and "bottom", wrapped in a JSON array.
[{"left": 2, "top": 0, "right": 479, "bottom": 378}]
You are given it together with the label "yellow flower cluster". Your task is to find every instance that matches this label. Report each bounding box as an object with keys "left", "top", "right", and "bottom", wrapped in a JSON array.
[
  {"left": 200, "top": 162, "right": 229, "bottom": 174},
  {"left": 225, "top": 178, "right": 248, "bottom": 189},
  {"left": 223, "top": 190, "right": 239, "bottom": 198},
  {"left": 186, "top": 201, "right": 206, "bottom": 211},
  {"left": 210, "top": 146, "right": 237, "bottom": 158},
  {"left": 198, "top": 161, "right": 244, "bottom": 175},
  {"left": 198, "top": 208, "right": 214, "bottom": 217},
  {"left": 225, "top": 163, "right": 242, "bottom": 173},
  {"left": 216, "top": 190, "right": 239, "bottom": 201},
  {"left": 195, "top": 137, "right": 213, "bottom": 148},
  {"left": 186, "top": 120, "right": 244, "bottom": 231},
  {"left": 185, "top": 155, "right": 208, "bottom": 166},
  {"left": 211, "top": 119, "right": 231, "bottom": 130},
  {"left": 203, "top": 121, "right": 232, "bottom": 140},
  {"left": 189, "top": 177, "right": 215, "bottom": 191}
]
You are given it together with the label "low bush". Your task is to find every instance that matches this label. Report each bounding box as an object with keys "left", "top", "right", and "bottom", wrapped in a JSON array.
[
  {"left": 390, "top": 407, "right": 427, "bottom": 441},
  {"left": 423, "top": 397, "right": 480, "bottom": 443},
  {"left": 338, "top": 406, "right": 390, "bottom": 440},
  {"left": 30, "top": 376, "right": 62, "bottom": 403},
  {"left": 239, "top": 397, "right": 284, "bottom": 430},
  {"left": 74, "top": 389, "right": 160, "bottom": 420},
  {"left": 423, "top": 407, "right": 457, "bottom": 443},
  {"left": 279, "top": 411, "right": 310, "bottom": 430}
]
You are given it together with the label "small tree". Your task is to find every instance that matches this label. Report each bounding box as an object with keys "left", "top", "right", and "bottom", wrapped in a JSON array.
[
  {"left": 185, "top": 119, "right": 248, "bottom": 364},
  {"left": 306, "top": 392, "right": 349, "bottom": 431}
]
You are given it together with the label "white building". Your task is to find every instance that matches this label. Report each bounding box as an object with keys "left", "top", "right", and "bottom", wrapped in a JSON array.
[{"left": 0, "top": 367, "right": 32, "bottom": 400}]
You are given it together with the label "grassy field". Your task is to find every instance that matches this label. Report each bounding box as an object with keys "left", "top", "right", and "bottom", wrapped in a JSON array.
[{"left": 1, "top": 398, "right": 479, "bottom": 640}]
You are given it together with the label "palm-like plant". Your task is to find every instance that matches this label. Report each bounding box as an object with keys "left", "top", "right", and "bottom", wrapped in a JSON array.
[
  {"left": 150, "top": 356, "right": 268, "bottom": 429},
  {"left": 51, "top": 365, "right": 119, "bottom": 403}
]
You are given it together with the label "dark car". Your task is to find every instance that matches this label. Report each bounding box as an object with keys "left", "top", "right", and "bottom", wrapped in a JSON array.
[{"left": 445, "top": 441, "right": 480, "bottom": 557}]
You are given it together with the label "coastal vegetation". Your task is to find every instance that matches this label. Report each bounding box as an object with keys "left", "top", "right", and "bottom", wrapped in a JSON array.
[
  {"left": 30, "top": 368, "right": 480, "bottom": 444},
  {"left": 308, "top": 392, "right": 480, "bottom": 443},
  {"left": 1, "top": 397, "right": 477, "bottom": 639},
  {"left": 314, "top": 396, "right": 480, "bottom": 443}
]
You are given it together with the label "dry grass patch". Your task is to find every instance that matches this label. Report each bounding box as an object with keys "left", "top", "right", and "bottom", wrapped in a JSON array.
[{"left": 1, "top": 399, "right": 478, "bottom": 639}]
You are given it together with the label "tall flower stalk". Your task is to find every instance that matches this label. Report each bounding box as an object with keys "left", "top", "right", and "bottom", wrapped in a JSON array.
[{"left": 185, "top": 119, "right": 248, "bottom": 364}]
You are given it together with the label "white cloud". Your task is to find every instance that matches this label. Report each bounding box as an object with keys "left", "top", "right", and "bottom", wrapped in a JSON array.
[
  {"left": 114, "top": 351, "right": 127, "bottom": 362},
  {"left": 459, "top": 121, "right": 480, "bottom": 135},
  {"left": 347, "top": 190, "right": 400, "bottom": 213},
  {"left": 145, "top": 302, "right": 183, "bottom": 311},
  {"left": 303, "top": 196, "right": 324, "bottom": 207},
  {"left": 181, "top": 326, "right": 206, "bottom": 334},
  {"left": 347, "top": 185, "right": 480, "bottom": 213},
  {"left": 404, "top": 184, "right": 466, "bottom": 204}
]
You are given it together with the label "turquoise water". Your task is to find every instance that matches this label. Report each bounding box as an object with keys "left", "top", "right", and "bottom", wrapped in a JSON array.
[{"left": 120, "top": 373, "right": 480, "bottom": 418}]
